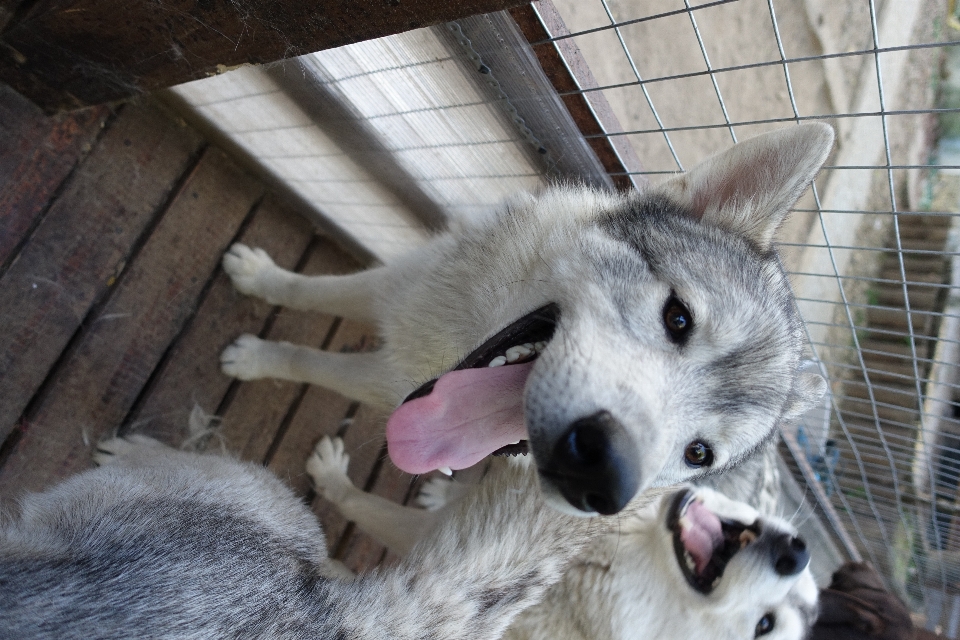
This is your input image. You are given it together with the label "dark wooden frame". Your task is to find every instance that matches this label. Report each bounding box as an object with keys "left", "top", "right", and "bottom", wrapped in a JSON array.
[
  {"left": 509, "top": 0, "right": 645, "bottom": 190},
  {"left": 0, "top": 0, "right": 529, "bottom": 112},
  {"left": 2, "top": 0, "right": 645, "bottom": 189}
]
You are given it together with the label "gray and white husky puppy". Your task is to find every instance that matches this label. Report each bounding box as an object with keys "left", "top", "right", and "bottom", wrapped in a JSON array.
[
  {"left": 0, "top": 435, "right": 600, "bottom": 639},
  {"left": 220, "top": 124, "right": 833, "bottom": 515},
  {"left": 309, "top": 436, "right": 819, "bottom": 640}
]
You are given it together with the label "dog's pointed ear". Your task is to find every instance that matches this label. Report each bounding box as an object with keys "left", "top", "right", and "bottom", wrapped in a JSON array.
[
  {"left": 655, "top": 123, "right": 834, "bottom": 251},
  {"left": 782, "top": 369, "right": 827, "bottom": 424}
]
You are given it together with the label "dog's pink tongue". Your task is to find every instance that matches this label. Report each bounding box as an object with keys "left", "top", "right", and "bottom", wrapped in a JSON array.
[
  {"left": 386, "top": 361, "right": 533, "bottom": 474},
  {"left": 680, "top": 500, "right": 723, "bottom": 575}
]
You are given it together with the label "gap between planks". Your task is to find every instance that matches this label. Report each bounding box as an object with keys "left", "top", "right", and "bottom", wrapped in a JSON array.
[{"left": 0, "top": 96, "right": 415, "bottom": 573}]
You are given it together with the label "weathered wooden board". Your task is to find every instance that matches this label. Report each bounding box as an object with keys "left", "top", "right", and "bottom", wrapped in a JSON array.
[
  {"left": 263, "top": 389, "right": 357, "bottom": 495},
  {"left": 0, "top": 74, "right": 420, "bottom": 577},
  {"left": 1, "top": 0, "right": 530, "bottom": 112},
  {"left": 217, "top": 237, "right": 362, "bottom": 462},
  {"left": 0, "top": 146, "right": 261, "bottom": 503},
  {"left": 125, "top": 196, "right": 315, "bottom": 444},
  {"left": 265, "top": 319, "right": 380, "bottom": 498},
  {"left": 0, "top": 102, "right": 203, "bottom": 441},
  {"left": 0, "top": 85, "right": 110, "bottom": 268}
]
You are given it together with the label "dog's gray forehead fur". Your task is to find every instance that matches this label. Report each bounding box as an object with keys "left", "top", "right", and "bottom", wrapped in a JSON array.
[{"left": 595, "top": 193, "right": 804, "bottom": 423}]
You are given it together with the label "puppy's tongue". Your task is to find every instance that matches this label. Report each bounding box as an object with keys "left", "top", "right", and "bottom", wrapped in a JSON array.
[
  {"left": 386, "top": 361, "right": 533, "bottom": 474},
  {"left": 680, "top": 500, "right": 723, "bottom": 575}
]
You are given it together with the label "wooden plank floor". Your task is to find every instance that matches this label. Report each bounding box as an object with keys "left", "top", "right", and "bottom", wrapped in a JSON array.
[{"left": 0, "top": 85, "right": 416, "bottom": 573}]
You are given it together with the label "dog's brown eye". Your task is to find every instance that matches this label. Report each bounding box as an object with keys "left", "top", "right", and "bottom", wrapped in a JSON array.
[
  {"left": 684, "top": 441, "right": 714, "bottom": 468},
  {"left": 663, "top": 296, "right": 692, "bottom": 343},
  {"left": 755, "top": 613, "right": 775, "bottom": 637}
]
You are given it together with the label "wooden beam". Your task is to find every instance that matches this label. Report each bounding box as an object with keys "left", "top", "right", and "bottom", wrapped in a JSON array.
[
  {"left": 0, "top": 0, "right": 20, "bottom": 32},
  {"left": 0, "top": 84, "right": 110, "bottom": 269},
  {"left": 508, "top": 0, "right": 645, "bottom": 191},
  {"left": 0, "top": 0, "right": 529, "bottom": 112}
]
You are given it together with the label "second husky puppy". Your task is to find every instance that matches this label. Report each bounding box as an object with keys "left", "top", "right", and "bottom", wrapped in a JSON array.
[
  {"left": 0, "top": 436, "right": 599, "bottom": 639},
  {"left": 309, "top": 437, "right": 819, "bottom": 640},
  {"left": 221, "top": 124, "right": 833, "bottom": 515}
]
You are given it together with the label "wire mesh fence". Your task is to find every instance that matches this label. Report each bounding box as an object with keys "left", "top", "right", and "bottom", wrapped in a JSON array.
[{"left": 538, "top": 0, "right": 955, "bottom": 631}]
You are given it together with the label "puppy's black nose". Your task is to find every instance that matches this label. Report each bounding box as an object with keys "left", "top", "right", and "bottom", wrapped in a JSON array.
[
  {"left": 549, "top": 411, "right": 640, "bottom": 515},
  {"left": 772, "top": 534, "right": 809, "bottom": 576}
]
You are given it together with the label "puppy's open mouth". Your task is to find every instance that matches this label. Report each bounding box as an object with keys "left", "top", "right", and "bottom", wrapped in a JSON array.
[
  {"left": 667, "top": 490, "right": 759, "bottom": 595},
  {"left": 386, "top": 304, "right": 559, "bottom": 474}
]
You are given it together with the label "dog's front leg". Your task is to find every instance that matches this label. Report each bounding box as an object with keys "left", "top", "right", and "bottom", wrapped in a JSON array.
[
  {"left": 308, "top": 437, "right": 439, "bottom": 557},
  {"left": 327, "top": 458, "right": 603, "bottom": 640},
  {"left": 223, "top": 243, "right": 386, "bottom": 322},
  {"left": 220, "top": 334, "right": 404, "bottom": 407}
]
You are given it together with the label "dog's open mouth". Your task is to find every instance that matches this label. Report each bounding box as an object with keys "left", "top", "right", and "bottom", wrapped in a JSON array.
[
  {"left": 667, "top": 490, "right": 759, "bottom": 595},
  {"left": 385, "top": 304, "right": 559, "bottom": 474}
]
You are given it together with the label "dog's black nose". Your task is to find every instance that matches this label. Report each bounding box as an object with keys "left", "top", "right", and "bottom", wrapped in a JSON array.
[
  {"left": 772, "top": 534, "right": 809, "bottom": 576},
  {"left": 549, "top": 411, "right": 640, "bottom": 515}
]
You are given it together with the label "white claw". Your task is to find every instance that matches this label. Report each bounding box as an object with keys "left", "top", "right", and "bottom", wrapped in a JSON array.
[{"left": 488, "top": 355, "right": 507, "bottom": 367}]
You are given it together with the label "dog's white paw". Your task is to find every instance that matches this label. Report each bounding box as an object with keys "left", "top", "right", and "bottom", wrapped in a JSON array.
[
  {"left": 222, "top": 243, "right": 277, "bottom": 298},
  {"left": 417, "top": 475, "right": 456, "bottom": 511},
  {"left": 323, "top": 559, "right": 356, "bottom": 580},
  {"left": 93, "top": 435, "right": 165, "bottom": 466},
  {"left": 220, "top": 334, "right": 268, "bottom": 380},
  {"left": 307, "top": 436, "right": 353, "bottom": 504}
]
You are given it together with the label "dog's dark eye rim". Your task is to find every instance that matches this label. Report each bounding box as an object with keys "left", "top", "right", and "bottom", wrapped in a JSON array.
[
  {"left": 755, "top": 613, "right": 775, "bottom": 637},
  {"left": 662, "top": 294, "right": 693, "bottom": 343},
  {"left": 683, "top": 440, "right": 714, "bottom": 468}
]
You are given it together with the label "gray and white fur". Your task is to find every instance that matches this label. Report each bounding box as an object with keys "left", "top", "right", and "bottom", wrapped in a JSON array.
[
  {"left": 0, "top": 435, "right": 600, "bottom": 639},
  {"left": 309, "top": 437, "right": 819, "bottom": 640},
  {"left": 220, "top": 124, "right": 834, "bottom": 514}
]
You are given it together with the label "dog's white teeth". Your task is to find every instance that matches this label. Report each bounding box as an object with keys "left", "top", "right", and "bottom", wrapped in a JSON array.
[
  {"left": 505, "top": 344, "right": 533, "bottom": 363},
  {"left": 711, "top": 576, "right": 721, "bottom": 589},
  {"left": 438, "top": 466, "right": 453, "bottom": 476},
  {"left": 488, "top": 342, "right": 544, "bottom": 367},
  {"left": 684, "top": 550, "right": 696, "bottom": 572},
  {"left": 738, "top": 529, "right": 757, "bottom": 548},
  {"left": 533, "top": 341, "right": 546, "bottom": 352}
]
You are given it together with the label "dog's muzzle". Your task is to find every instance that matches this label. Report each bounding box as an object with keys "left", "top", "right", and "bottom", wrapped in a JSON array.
[{"left": 539, "top": 410, "right": 641, "bottom": 515}]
